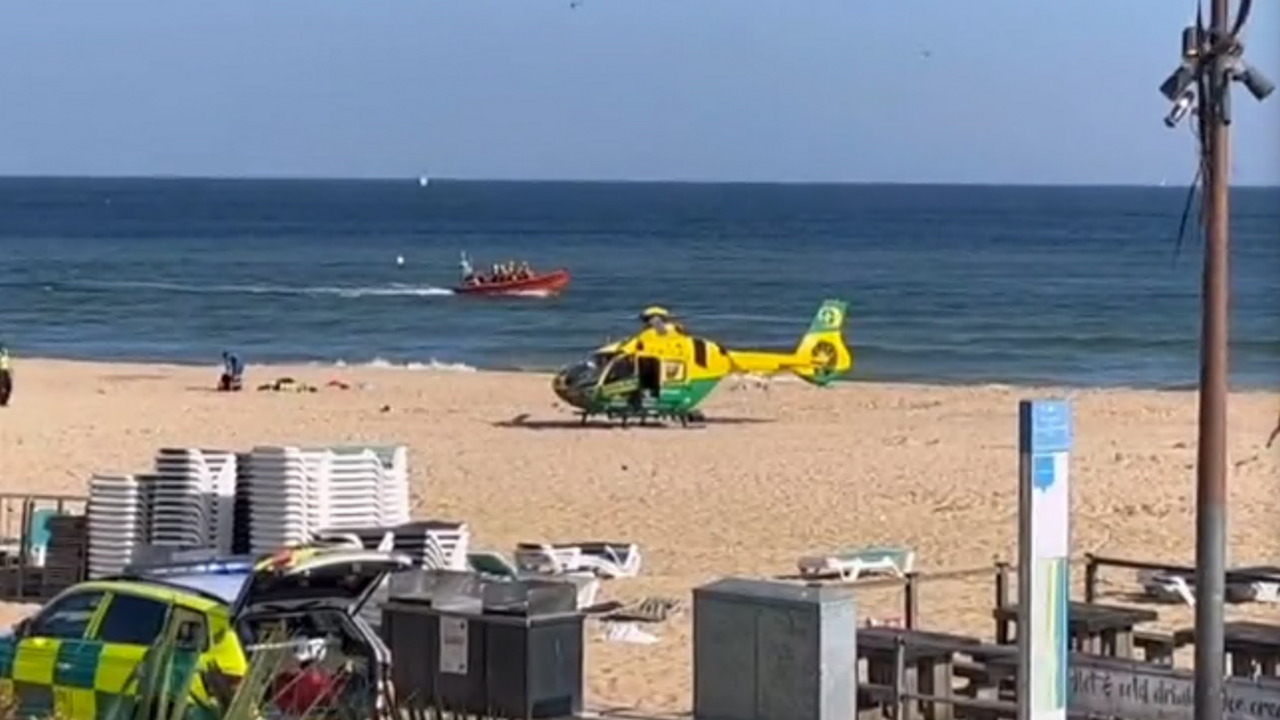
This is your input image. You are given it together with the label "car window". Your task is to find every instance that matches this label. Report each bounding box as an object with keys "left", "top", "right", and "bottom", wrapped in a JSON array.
[
  {"left": 27, "top": 591, "right": 106, "bottom": 640},
  {"left": 96, "top": 593, "right": 170, "bottom": 645},
  {"left": 171, "top": 608, "right": 210, "bottom": 652}
]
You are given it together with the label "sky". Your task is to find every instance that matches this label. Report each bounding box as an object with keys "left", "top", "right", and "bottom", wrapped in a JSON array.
[{"left": 0, "top": 0, "right": 1277, "bottom": 185}]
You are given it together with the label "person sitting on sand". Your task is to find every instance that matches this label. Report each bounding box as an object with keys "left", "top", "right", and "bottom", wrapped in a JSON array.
[
  {"left": 219, "top": 351, "right": 245, "bottom": 392},
  {"left": 0, "top": 344, "right": 12, "bottom": 407}
]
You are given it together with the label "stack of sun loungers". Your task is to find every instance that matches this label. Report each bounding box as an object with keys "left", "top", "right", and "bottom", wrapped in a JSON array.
[
  {"left": 147, "top": 448, "right": 237, "bottom": 554},
  {"left": 244, "top": 446, "right": 314, "bottom": 552},
  {"left": 243, "top": 444, "right": 411, "bottom": 555},
  {"left": 232, "top": 453, "right": 253, "bottom": 555},
  {"left": 367, "top": 445, "right": 411, "bottom": 527},
  {"left": 44, "top": 514, "right": 88, "bottom": 572},
  {"left": 327, "top": 520, "right": 471, "bottom": 571},
  {"left": 795, "top": 546, "right": 916, "bottom": 582},
  {"left": 83, "top": 443, "right": 414, "bottom": 562},
  {"left": 87, "top": 474, "right": 148, "bottom": 578}
]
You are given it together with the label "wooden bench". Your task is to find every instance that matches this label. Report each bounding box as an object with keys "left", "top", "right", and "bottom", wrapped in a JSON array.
[
  {"left": 857, "top": 682, "right": 897, "bottom": 719},
  {"left": 1138, "top": 627, "right": 1196, "bottom": 665},
  {"left": 1133, "top": 629, "right": 1183, "bottom": 665},
  {"left": 949, "top": 697, "right": 1017, "bottom": 720}
]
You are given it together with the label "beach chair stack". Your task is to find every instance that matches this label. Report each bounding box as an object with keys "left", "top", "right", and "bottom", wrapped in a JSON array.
[
  {"left": 244, "top": 445, "right": 321, "bottom": 553},
  {"left": 87, "top": 474, "right": 148, "bottom": 578},
  {"left": 243, "top": 444, "right": 412, "bottom": 555},
  {"left": 82, "top": 443, "right": 412, "bottom": 560},
  {"left": 232, "top": 453, "right": 253, "bottom": 554},
  {"left": 322, "top": 446, "right": 410, "bottom": 529},
  {"left": 370, "top": 445, "right": 411, "bottom": 526},
  {"left": 335, "top": 520, "right": 471, "bottom": 570},
  {"left": 146, "top": 448, "right": 237, "bottom": 554},
  {"left": 315, "top": 449, "right": 382, "bottom": 531}
]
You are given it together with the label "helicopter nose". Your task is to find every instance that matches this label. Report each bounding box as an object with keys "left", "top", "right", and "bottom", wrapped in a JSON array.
[{"left": 552, "top": 370, "right": 586, "bottom": 406}]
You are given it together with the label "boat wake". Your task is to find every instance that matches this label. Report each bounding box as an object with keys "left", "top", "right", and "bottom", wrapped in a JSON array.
[
  {"left": 502, "top": 289, "right": 556, "bottom": 298},
  {"left": 62, "top": 280, "right": 456, "bottom": 298}
]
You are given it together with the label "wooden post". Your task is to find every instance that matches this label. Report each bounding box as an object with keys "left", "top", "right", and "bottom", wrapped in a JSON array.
[{"left": 904, "top": 572, "right": 919, "bottom": 629}]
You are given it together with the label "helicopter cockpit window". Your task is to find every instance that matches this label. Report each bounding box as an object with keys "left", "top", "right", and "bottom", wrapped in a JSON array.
[
  {"left": 603, "top": 355, "right": 636, "bottom": 384},
  {"left": 561, "top": 353, "right": 614, "bottom": 388}
]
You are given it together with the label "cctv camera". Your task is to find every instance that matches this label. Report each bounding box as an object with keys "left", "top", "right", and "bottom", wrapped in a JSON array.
[
  {"left": 1236, "top": 63, "right": 1275, "bottom": 101},
  {"left": 1181, "top": 26, "right": 1202, "bottom": 59},
  {"left": 1160, "top": 64, "right": 1197, "bottom": 102},
  {"left": 1164, "top": 89, "right": 1197, "bottom": 128}
]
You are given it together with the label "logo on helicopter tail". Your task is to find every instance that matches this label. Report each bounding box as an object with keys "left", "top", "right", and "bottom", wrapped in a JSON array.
[{"left": 816, "top": 305, "right": 843, "bottom": 331}]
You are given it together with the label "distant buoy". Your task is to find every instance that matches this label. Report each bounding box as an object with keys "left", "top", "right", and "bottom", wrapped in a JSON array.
[{"left": 396, "top": 255, "right": 405, "bottom": 267}]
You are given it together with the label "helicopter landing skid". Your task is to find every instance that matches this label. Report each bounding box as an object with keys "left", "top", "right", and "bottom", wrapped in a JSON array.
[{"left": 576, "top": 408, "right": 706, "bottom": 428}]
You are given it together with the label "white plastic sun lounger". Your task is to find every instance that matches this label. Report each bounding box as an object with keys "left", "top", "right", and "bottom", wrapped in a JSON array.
[
  {"left": 1138, "top": 567, "right": 1264, "bottom": 606},
  {"left": 514, "top": 541, "right": 643, "bottom": 579},
  {"left": 796, "top": 546, "right": 915, "bottom": 581},
  {"left": 468, "top": 550, "right": 601, "bottom": 608}
]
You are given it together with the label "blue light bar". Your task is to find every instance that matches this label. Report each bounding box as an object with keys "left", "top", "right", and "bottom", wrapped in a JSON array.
[{"left": 126, "top": 557, "right": 256, "bottom": 577}]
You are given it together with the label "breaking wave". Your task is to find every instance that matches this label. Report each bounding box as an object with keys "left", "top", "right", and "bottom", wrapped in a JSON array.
[{"left": 318, "top": 357, "right": 478, "bottom": 373}]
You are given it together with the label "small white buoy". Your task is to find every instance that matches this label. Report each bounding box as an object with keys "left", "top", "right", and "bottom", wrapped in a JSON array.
[{"left": 396, "top": 255, "right": 405, "bottom": 267}]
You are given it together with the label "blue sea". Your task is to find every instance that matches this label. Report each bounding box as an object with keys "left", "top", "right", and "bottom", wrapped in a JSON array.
[{"left": 0, "top": 178, "right": 1276, "bottom": 389}]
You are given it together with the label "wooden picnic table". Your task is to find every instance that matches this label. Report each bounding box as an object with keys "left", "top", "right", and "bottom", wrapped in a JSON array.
[
  {"left": 1175, "top": 620, "right": 1280, "bottom": 677},
  {"left": 993, "top": 602, "right": 1157, "bottom": 658},
  {"left": 858, "top": 627, "right": 982, "bottom": 720}
]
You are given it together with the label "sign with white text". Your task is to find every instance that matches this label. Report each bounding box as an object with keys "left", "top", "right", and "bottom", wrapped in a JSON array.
[
  {"left": 1019, "top": 399, "right": 1072, "bottom": 720},
  {"left": 1071, "top": 657, "right": 1280, "bottom": 720}
]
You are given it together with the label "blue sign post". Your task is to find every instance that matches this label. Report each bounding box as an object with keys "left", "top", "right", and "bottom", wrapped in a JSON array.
[{"left": 1017, "top": 400, "right": 1072, "bottom": 720}]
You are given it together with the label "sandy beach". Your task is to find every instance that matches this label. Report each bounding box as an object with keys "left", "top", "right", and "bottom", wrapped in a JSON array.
[{"left": 1, "top": 358, "right": 1277, "bottom": 712}]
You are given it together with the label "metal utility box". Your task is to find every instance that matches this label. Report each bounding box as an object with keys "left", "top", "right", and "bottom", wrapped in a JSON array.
[
  {"left": 693, "top": 577, "right": 858, "bottom": 720},
  {"left": 382, "top": 570, "right": 584, "bottom": 720}
]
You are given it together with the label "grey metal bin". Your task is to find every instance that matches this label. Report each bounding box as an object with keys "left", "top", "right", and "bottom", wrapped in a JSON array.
[
  {"left": 382, "top": 569, "right": 585, "bottom": 720},
  {"left": 693, "top": 577, "right": 858, "bottom": 720}
]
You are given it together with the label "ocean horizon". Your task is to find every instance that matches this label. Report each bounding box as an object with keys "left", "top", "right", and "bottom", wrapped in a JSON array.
[
  {"left": 1, "top": 177, "right": 1276, "bottom": 390},
  {"left": 4, "top": 174, "right": 1280, "bottom": 189}
]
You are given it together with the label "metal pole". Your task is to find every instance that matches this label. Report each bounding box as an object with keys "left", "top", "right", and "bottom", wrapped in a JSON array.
[{"left": 1193, "top": 0, "right": 1231, "bottom": 717}]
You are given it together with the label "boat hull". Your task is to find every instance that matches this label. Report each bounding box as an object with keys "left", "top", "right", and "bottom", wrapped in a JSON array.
[{"left": 452, "top": 269, "right": 571, "bottom": 296}]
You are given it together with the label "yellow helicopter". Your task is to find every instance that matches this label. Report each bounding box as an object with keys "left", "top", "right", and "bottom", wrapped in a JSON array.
[{"left": 552, "top": 300, "right": 852, "bottom": 426}]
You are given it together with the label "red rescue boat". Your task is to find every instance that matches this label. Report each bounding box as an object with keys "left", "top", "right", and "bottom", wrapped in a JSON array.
[
  {"left": 453, "top": 268, "right": 571, "bottom": 296},
  {"left": 452, "top": 252, "right": 571, "bottom": 296}
]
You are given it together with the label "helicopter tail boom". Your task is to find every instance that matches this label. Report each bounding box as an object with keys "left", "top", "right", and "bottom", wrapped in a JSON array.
[{"left": 723, "top": 299, "right": 852, "bottom": 385}]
